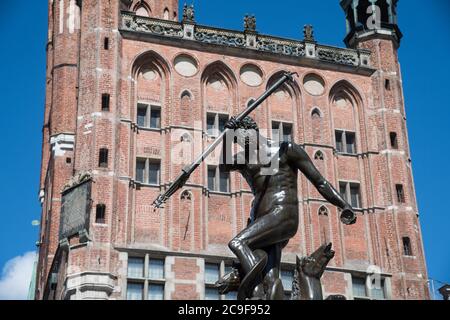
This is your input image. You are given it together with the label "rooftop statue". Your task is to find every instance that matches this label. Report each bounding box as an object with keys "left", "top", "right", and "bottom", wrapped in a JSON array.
[
  {"left": 244, "top": 15, "right": 257, "bottom": 33},
  {"left": 182, "top": 3, "right": 195, "bottom": 23}
]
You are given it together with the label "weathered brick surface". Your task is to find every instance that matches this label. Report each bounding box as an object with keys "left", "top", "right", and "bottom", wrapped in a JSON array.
[
  {"left": 36, "top": 1, "right": 429, "bottom": 300},
  {"left": 172, "top": 258, "right": 199, "bottom": 280},
  {"left": 172, "top": 284, "right": 199, "bottom": 300},
  {"left": 322, "top": 271, "right": 348, "bottom": 296}
]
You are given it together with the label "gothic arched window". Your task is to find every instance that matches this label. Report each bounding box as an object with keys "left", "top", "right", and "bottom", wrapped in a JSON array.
[
  {"left": 314, "top": 151, "right": 324, "bottom": 161},
  {"left": 180, "top": 133, "right": 192, "bottom": 143},
  {"left": 181, "top": 90, "right": 192, "bottom": 100},
  {"left": 136, "top": 6, "right": 150, "bottom": 17},
  {"left": 180, "top": 91, "right": 193, "bottom": 125},
  {"left": 311, "top": 108, "right": 321, "bottom": 118},
  {"left": 163, "top": 8, "right": 170, "bottom": 19},
  {"left": 318, "top": 206, "right": 329, "bottom": 216},
  {"left": 181, "top": 190, "right": 192, "bottom": 201},
  {"left": 311, "top": 108, "right": 323, "bottom": 144}
]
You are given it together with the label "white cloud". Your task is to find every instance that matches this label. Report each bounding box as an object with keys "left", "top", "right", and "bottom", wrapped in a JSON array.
[{"left": 0, "top": 252, "right": 37, "bottom": 300}]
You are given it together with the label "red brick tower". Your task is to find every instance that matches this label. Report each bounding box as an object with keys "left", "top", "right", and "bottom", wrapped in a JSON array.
[
  {"left": 35, "top": 0, "right": 429, "bottom": 300},
  {"left": 341, "top": 0, "right": 429, "bottom": 299},
  {"left": 37, "top": 0, "right": 81, "bottom": 299}
]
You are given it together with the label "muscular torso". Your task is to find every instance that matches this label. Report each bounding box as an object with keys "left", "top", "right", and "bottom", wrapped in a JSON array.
[{"left": 239, "top": 143, "right": 299, "bottom": 220}]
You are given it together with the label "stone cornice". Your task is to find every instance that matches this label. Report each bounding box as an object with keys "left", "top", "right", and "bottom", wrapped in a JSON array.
[{"left": 119, "top": 11, "right": 375, "bottom": 76}]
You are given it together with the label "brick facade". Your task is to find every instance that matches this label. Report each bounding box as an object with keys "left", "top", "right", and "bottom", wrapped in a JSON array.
[{"left": 35, "top": 0, "right": 429, "bottom": 300}]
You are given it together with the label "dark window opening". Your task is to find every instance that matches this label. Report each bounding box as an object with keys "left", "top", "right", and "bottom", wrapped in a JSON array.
[
  {"left": 402, "top": 237, "right": 412, "bottom": 256},
  {"left": 66, "top": 157, "right": 72, "bottom": 164},
  {"left": 396, "top": 184, "right": 405, "bottom": 203},
  {"left": 148, "top": 161, "right": 161, "bottom": 185},
  {"left": 136, "top": 159, "right": 146, "bottom": 183},
  {"left": 208, "top": 166, "right": 230, "bottom": 193},
  {"left": 99, "top": 148, "right": 109, "bottom": 168},
  {"left": 137, "top": 104, "right": 147, "bottom": 127},
  {"left": 135, "top": 159, "right": 161, "bottom": 185},
  {"left": 272, "top": 122, "right": 293, "bottom": 143},
  {"left": 318, "top": 206, "right": 329, "bottom": 216},
  {"left": 375, "top": 0, "right": 391, "bottom": 24},
  {"left": 104, "top": 37, "right": 109, "bottom": 50},
  {"left": 96, "top": 204, "right": 106, "bottom": 224},
  {"left": 385, "top": 79, "right": 391, "bottom": 91},
  {"left": 335, "top": 130, "right": 357, "bottom": 155},
  {"left": 218, "top": 115, "right": 228, "bottom": 134},
  {"left": 340, "top": 181, "right": 362, "bottom": 209},
  {"left": 207, "top": 113, "right": 229, "bottom": 137},
  {"left": 102, "top": 94, "right": 110, "bottom": 111},
  {"left": 390, "top": 132, "right": 398, "bottom": 149},
  {"left": 346, "top": 132, "right": 356, "bottom": 154},
  {"left": 314, "top": 151, "right": 324, "bottom": 161},
  {"left": 150, "top": 107, "right": 161, "bottom": 129},
  {"left": 356, "top": 0, "right": 372, "bottom": 27},
  {"left": 339, "top": 182, "right": 347, "bottom": 200},
  {"left": 207, "top": 167, "right": 216, "bottom": 191},
  {"left": 335, "top": 131, "right": 344, "bottom": 153},
  {"left": 311, "top": 109, "right": 321, "bottom": 118},
  {"left": 137, "top": 104, "right": 161, "bottom": 129},
  {"left": 219, "top": 170, "right": 230, "bottom": 193},
  {"left": 207, "top": 114, "right": 216, "bottom": 136},
  {"left": 272, "top": 122, "right": 279, "bottom": 141},
  {"left": 181, "top": 91, "right": 191, "bottom": 100},
  {"left": 49, "top": 272, "right": 58, "bottom": 291},
  {"left": 283, "top": 124, "right": 293, "bottom": 143},
  {"left": 350, "top": 184, "right": 361, "bottom": 208}
]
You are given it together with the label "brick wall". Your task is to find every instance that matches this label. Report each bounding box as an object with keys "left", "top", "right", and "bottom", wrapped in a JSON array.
[{"left": 36, "top": 0, "right": 429, "bottom": 300}]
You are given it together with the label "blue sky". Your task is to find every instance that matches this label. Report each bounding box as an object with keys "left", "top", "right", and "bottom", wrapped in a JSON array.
[{"left": 0, "top": 1, "right": 448, "bottom": 299}]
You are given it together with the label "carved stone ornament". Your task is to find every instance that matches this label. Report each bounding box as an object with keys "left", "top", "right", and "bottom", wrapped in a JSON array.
[
  {"left": 316, "top": 47, "right": 359, "bottom": 66},
  {"left": 194, "top": 27, "right": 246, "bottom": 47},
  {"left": 122, "top": 14, "right": 183, "bottom": 38},
  {"left": 120, "top": 12, "right": 370, "bottom": 69},
  {"left": 256, "top": 36, "right": 305, "bottom": 57}
]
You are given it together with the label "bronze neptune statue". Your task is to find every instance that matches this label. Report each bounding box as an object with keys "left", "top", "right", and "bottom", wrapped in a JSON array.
[
  {"left": 214, "top": 116, "right": 356, "bottom": 300},
  {"left": 152, "top": 73, "right": 356, "bottom": 300}
]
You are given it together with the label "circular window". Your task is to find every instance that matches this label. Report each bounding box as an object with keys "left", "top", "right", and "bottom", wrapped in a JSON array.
[
  {"left": 174, "top": 54, "right": 198, "bottom": 77},
  {"left": 240, "top": 64, "right": 263, "bottom": 87},
  {"left": 303, "top": 74, "right": 325, "bottom": 96}
]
